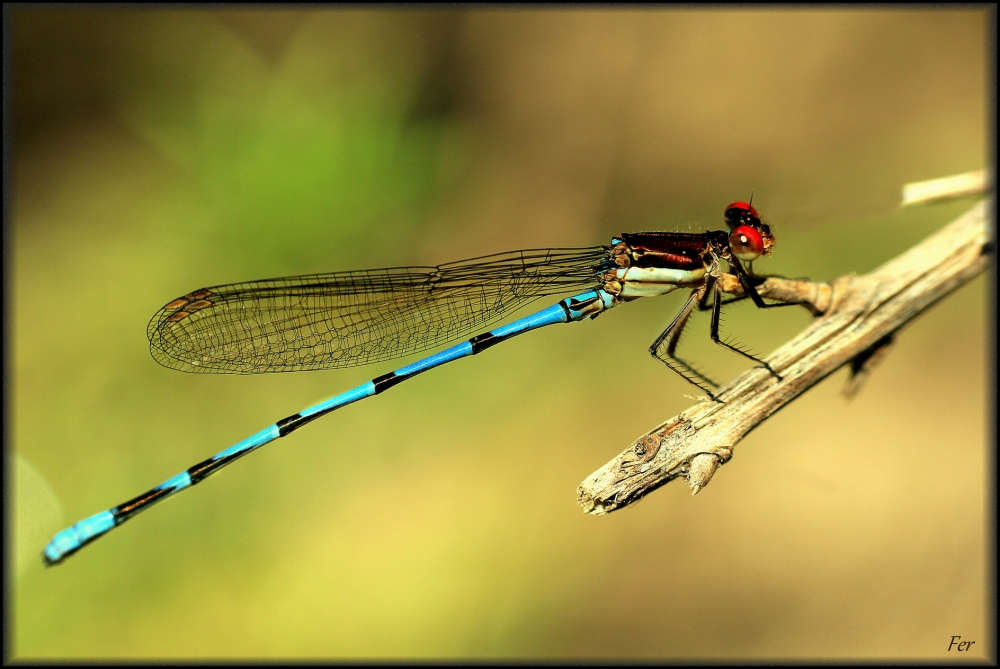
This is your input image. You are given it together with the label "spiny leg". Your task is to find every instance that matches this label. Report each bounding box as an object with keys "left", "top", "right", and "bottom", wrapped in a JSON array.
[
  {"left": 649, "top": 285, "right": 721, "bottom": 400},
  {"left": 662, "top": 299, "right": 718, "bottom": 390},
  {"left": 709, "top": 280, "right": 781, "bottom": 380}
]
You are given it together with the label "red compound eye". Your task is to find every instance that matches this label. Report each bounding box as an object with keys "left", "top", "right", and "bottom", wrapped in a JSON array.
[
  {"left": 725, "top": 201, "right": 760, "bottom": 220},
  {"left": 729, "top": 225, "right": 763, "bottom": 261}
]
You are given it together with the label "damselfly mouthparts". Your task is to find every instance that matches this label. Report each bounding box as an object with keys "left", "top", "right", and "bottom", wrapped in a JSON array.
[{"left": 45, "top": 202, "right": 793, "bottom": 565}]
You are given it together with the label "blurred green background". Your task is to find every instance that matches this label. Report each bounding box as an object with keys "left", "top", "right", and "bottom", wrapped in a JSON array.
[{"left": 11, "top": 8, "right": 988, "bottom": 660}]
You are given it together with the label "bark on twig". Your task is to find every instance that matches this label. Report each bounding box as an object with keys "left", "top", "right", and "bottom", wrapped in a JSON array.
[{"left": 578, "top": 198, "right": 993, "bottom": 515}]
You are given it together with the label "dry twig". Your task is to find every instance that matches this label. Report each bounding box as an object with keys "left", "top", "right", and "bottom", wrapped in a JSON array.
[{"left": 578, "top": 198, "right": 992, "bottom": 514}]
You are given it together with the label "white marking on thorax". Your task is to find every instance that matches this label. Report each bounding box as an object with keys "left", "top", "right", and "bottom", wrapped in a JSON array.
[{"left": 615, "top": 266, "right": 706, "bottom": 299}]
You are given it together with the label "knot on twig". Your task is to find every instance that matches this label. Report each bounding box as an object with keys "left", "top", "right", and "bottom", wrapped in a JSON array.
[
  {"left": 631, "top": 434, "right": 662, "bottom": 463},
  {"left": 617, "top": 416, "right": 693, "bottom": 472}
]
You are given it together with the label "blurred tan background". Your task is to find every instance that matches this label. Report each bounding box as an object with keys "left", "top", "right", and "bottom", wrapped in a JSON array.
[{"left": 11, "top": 8, "right": 988, "bottom": 660}]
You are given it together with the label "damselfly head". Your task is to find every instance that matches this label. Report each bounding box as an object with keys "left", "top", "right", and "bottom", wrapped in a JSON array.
[{"left": 724, "top": 201, "right": 773, "bottom": 260}]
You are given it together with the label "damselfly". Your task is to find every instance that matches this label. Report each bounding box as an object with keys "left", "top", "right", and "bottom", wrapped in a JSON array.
[{"left": 44, "top": 202, "right": 792, "bottom": 565}]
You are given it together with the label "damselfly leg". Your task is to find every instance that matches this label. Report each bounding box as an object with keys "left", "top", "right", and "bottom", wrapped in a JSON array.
[
  {"left": 652, "top": 261, "right": 810, "bottom": 400},
  {"left": 709, "top": 278, "right": 781, "bottom": 379},
  {"left": 649, "top": 284, "right": 721, "bottom": 399}
]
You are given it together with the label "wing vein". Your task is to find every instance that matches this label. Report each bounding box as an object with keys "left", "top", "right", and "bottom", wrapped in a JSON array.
[{"left": 147, "top": 246, "right": 612, "bottom": 373}]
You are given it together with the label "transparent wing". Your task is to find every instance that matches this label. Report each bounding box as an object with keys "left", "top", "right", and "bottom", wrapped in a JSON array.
[{"left": 147, "top": 247, "right": 612, "bottom": 373}]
